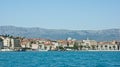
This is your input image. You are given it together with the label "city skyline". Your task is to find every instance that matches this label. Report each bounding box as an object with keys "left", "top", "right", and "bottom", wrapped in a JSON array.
[{"left": 0, "top": 0, "right": 120, "bottom": 30}]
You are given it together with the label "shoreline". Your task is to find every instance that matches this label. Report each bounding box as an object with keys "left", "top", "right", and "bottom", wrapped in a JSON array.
[{"left": 1, "top": 50, "right": 120, "bottom": 52}]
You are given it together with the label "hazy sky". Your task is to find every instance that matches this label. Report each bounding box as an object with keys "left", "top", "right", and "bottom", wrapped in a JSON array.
[{"left": 0, "top": 0, "right": 120, "bottom": 30}]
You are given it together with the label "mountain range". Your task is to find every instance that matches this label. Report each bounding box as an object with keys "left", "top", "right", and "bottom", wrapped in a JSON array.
[{"left": 0, "top": 26, "right": 120, "bottom": 41}]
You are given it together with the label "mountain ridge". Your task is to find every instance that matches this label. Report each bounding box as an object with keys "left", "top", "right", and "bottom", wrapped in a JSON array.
[{"left": 0, "top": 26, "right": 120, "bottom": 41}]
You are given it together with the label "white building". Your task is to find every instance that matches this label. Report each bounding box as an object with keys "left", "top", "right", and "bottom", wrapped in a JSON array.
[
  {"left": 2, "top": 37, "right": 11, "bottom": 48},
  {"left": 0, "top": 36, "right": 21, "bottom": 49},
  {"left": 97, "top": 41, "right": 118, "bottom": 50},
  {"left": 79, "top": 39, "right": 97, "bottom": 50},
  {"left": 31, "top": 44, "right": 39, "bottom": 50},
  {"left": 10, "top": 38, "right": 21, "bottom": 49}
]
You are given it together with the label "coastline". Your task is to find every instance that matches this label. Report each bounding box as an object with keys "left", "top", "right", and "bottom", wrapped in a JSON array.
[{"left": 1, "top": 50, "right": 120, "bottom": 52}]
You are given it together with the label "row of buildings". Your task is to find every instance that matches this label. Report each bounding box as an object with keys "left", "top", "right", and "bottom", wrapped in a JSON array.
[{"left": 0, "top": 35, "right": 120, "bottom": 51}]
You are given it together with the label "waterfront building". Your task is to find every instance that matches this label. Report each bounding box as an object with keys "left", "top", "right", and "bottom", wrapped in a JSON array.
[
  {"left": 57, "top": 40, "right": 68, "bottom": 48},
  {"left": 2, "top": 37, "right": 11, "bottom": 48},
  {"left": 0, "top": 36, "right": 21, "bottom": 51},
  {"left": 10, "top": 38, "right": 21, "bottom": 50},
  {"left": 66, "top": 37, "right": 76, "bottom": 47},
  {"left": 31, "top": 44, "right": 39, "bottom": 50},
  {"left": 38, "top": 43, "right": 45, "bottom": 50},
  {"left": 51, "top": 41, "right": 59, "bottom": 50},
  {"left": 44, "top": 41, "right": 53, "bottom": 50},
  {"left": 97, "top": 41, "right": 118, "bottom": 50},
  {"left": 77, "top": 39, "right": 97, "bottom": 50},
  {"left": 21, "top": 38, "right": 32, "bottom": 48}
]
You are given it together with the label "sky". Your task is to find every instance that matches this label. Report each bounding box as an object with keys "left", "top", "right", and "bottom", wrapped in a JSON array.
[{"left": 0, "top": 0, "right": 120, "bottom": 30}]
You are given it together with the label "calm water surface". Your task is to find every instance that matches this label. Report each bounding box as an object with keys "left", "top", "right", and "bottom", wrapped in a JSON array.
[{"left": 0, "top": 51, "right": 120, "bottom": 67}]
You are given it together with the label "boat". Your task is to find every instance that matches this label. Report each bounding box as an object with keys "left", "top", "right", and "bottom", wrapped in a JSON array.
[
  {"left": 38, "top": 49, "right": 48, "bottom": 51},
  {"left": 0, "top": 49, "right": 13, "bottom": 51}
]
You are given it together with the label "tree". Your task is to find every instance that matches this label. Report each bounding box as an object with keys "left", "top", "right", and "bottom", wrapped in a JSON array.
[
  {"left": 91, "top": 45, "right": 96, "bottom": 50},
  {"left": 79, "top": 45, "right": 83, "bottom": 50},
  {"left": 73, "top": 42, "right": 79, "bottom": 50},
  {"left": 45, "top": 46, "right": 47, "bottom": 50},
  {"left": 50, "top": 46, "right": 52, "bottom": 50},
  {"left": 105, "top": 45, "right": 107, "bottom": 50},
  {"left": 109, "top": 46, "right": 111, "bottom": 50},
  {"left": 96, "top": 45, "right": 99, "bottom": 50},
  {"left": 113, "top": 45, "right": 116, "bottom": 50},
  {"left": 58, "top": 46, "right": 64, "bottom": 50}
]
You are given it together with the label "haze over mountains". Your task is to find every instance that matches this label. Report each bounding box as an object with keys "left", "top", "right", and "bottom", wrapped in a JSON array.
[{"left": 0, "top": 26, "right": 120, "bottom": 41}]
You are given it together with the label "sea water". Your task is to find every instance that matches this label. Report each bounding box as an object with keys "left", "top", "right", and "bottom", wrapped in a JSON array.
[{"left": 0, "top": 51, "right": 120, "bottom": 67}]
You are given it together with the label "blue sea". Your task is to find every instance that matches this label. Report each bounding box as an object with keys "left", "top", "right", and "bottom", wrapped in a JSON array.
[{"left": 0, "top": 51, "right": 120, "bottom": 67}]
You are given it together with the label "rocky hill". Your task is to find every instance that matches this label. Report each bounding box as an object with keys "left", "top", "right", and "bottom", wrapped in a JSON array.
[{"left": 0, "top": 26, "right": 120, "bottom": 41}]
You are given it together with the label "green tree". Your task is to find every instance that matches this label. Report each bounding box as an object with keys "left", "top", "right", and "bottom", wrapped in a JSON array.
[
  {"left": 113, "top": 45, "right": 116, "bottom": 50},
  {"left": 73, "top": 42, "right": 79, "bottom": 50},
  {"left": 91, "top": 45, "right": 96, "bottom": 50},
  {"left": 79, "top": 45, "right": 83, "bottom": 50}
]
